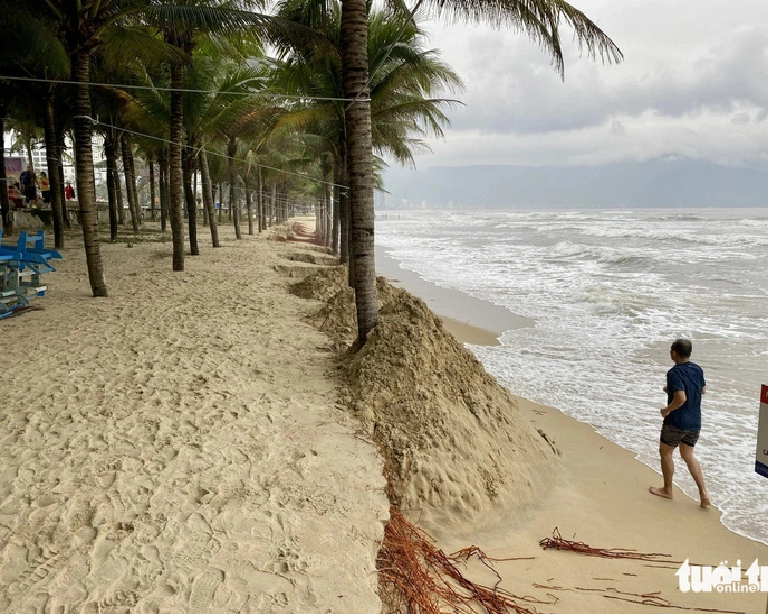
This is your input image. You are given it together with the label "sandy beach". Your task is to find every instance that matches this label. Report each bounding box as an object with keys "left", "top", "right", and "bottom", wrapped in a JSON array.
[
  {"left": 2, "top": 220, "right": 767, "bottom": 614},
  {"left": 0, "top": 225, "right": 388, "bottom": 613}
]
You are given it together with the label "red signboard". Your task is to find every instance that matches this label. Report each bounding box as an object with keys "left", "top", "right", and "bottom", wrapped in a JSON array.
[{"left": 762, "top": 384, "right": 768, "bottom": 406}]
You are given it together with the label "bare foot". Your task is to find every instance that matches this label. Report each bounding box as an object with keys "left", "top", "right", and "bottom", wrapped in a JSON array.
[
  {"left": 700, "top": 495, "right": 711, "bottom": 508},
  {"left": 649, "top": 486, "right": 673, "bottom": 499}
]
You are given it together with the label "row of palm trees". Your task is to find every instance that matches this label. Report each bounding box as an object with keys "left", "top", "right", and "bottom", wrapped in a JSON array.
[{"left": 0, "top": 0, "right": 621, "bottom": 347}]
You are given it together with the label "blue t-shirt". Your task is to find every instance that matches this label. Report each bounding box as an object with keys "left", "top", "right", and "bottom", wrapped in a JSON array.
[{"left": 665, "top": 361, "right": 706, "bottom": 430}]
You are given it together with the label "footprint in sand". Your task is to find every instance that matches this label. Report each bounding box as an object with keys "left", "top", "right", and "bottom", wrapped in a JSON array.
[{"left": 189, "top": 568, "right": 224, "bottom": 608}]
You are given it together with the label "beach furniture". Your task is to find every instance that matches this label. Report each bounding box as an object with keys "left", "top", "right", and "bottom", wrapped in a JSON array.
[
  {"left": 0, "top": 248, "right": 28, "bottom": 319},
  {"left": 0, "top": 230, "right": 61, "bottom": 318}
]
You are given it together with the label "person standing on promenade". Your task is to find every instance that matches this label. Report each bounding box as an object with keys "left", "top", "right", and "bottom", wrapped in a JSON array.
[
  {"left": 20, "top": 165, "right": 38, "bottom": 206},
  {"left": 649, "top": 338, "right": 711, "bottom": 507},
  {"left": 39, "top": 171, "right": 51, "bottom": 204}
]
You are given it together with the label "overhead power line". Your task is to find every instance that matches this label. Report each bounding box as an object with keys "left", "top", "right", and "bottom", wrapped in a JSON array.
[
  {"left": 0, "top": 75, "right": 370, "bottom": 103},
  {"left": 73, "top": 116, "right": 347, "bottom": 190}
]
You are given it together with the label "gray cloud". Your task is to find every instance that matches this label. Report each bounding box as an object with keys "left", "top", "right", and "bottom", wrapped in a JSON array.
[
  {"left": 438, "top": 25, "right": 768, "bottom": 135},
  {"left": 392, "top": 0, "right": 768, "bottom": 171}
]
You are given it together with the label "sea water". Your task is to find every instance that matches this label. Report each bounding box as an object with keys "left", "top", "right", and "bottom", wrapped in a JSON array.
[{"left": 376, "top": 208, "right": 768, "bottom": 545}]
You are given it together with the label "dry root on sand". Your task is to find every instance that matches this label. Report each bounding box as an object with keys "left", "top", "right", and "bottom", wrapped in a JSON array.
[
  {"left": 378, "top": 507, "right": 552, "bottom": 614},
  {"left": 539, "top": 528, "right": 677, "bottom": 563}
]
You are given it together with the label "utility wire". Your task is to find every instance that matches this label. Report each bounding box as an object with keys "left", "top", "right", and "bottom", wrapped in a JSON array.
[
  {"left": 0, "top": 75, "right": 370, "bottom": 103},
  {"left": 74, "top": 116, "right": 347, "bottom": 190}
]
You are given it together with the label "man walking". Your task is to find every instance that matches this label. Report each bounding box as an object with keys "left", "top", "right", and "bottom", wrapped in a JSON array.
[{"left": 649, "top": 338, "right": 711, "bottom": 507}]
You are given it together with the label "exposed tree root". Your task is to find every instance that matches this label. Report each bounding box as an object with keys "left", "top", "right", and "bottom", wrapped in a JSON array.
[
  {"left": 539, "top": 528, "right": 678, "bottom": 562},
  {"left": 378, "top": 506, "right": 553, "bottom": 614}
]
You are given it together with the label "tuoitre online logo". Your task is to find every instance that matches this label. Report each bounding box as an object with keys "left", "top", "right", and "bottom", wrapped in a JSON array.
[{"left": 676, "top": 559, "right": 768, "bottom": 593}]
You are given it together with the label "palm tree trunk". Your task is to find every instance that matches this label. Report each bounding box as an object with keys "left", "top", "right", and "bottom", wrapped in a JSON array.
[
  {"left": 257, "top": 167, "right": 263, "bottom": 233},
  {"left": 126, "top": 133, "right": 142, "bottom": 229},
  {"left": 114, "top": 142, "right": 126, "bottom": 226},
  {"left": 270, "top": 183, "right": 277, "bottom": 227},
  {"left": 341, "top": 0, "right": 377, "bottom": 344},
  {"left": 200, "top": 162, "right": 207, "bottom": 227},
  {"left": 183, "top": 147, "right": 199, "bottom": 255},
  {"left": 333, "top": 153, "right": 345, "bottom": 257},
  {"left": 121, "top": 132, "right": 139, "bottom": 235},
  {"left": 234, "top": 182, "right": 241, "bottom": 238},
  {"left": 332, "top": 192, "right": 340, "bottom": 254},
  {"left": 44, "top": 94, "right": 65, "bottom": 249},
  {"left": 345, "top": 163, "right": 354, "bottom": 287},
  {"left": 149, "top": 157, "right": 156, "bottom": 222},
  {"left": 105, "top": 141, "right": 119, "bottom": 242},
  {"left": 227, "top": 138, "right": 241, "bottom": 240},
  {"left": 159, "top": 155, "right": 168, "bottom": 232},
  {"left": 72, "top": 48, "right": 107, "bottom": 296},
  {"left": 217, "top": 183, "right": 222, "bottom": 223},
  {"left": 169, "top": 61, "right": 185, "bottom": 271},
  {"left": 246, "top": 183, "right": 253, "bottom": 236},
  {"left": 24, "top": 135, "right": 34, "bottom": 171},
  {"left": 115, "top": 155, "right": 125, "bottom": 227},
  {"left": 55, "top": 116, "right": 70, "bottom": 230},
  {"left": 199, "top": 150, "right": 219, "bottom": 247},
  {"left": 0, "top": 104, "right": 12, "bottom": 236},
  {"left": 324, "top": 179, "right": 332, "bottom": 248}
]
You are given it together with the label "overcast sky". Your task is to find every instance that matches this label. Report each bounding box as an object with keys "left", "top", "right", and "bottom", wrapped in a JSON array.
[{"left": 390, "top": 0, "right": 768, "bottom": 171}]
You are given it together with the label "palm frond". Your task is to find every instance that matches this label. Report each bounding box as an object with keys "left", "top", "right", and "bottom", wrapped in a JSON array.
[{"left": 421, "top": 0, "right": 622, "bottom": 78}]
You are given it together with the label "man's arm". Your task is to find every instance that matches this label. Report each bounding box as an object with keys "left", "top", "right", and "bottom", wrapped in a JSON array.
[
  {"left": 661, "top": 390, "right": 686, "bottom": 417},
  {"left": 702, "top": 386, "right": 707, "bottom": 395}
]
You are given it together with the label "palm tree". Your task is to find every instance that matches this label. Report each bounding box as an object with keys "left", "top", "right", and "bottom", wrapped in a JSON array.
[
  {"left": 0, "top": 6, "right": 70, "bottom": 238},
  {"left": 179, "top": 41, "right": 269, "bottom": 247},
  {"left": 273, "top": 0, "right": 462, "bottom": 276},
  {"left": 13, "top": 0, "right": 178, "bottom": 294},
  {"left": 340, "top": 0, "right": 622, "bottom": 345},
  {"left": 148, "top": 2, "right": 316, "bottom": 268}
]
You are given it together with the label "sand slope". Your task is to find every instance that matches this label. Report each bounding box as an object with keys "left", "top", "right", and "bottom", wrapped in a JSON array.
[
  {"left": 0, "top": 228, "right": 388, "bottom": 613},
  {"left": 292, "top": 270, "right": 559, "bottom": 528}
]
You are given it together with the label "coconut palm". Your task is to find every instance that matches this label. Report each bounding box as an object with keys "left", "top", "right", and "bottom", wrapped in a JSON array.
[
  {"left": 148, "top": 1, "right": 319, "bottom": 268},
  {"left": 9, "top": 0, "right": 313, "bottom": 287},
  {"left": 273, "top": 0, "right": 463, "bottom": 274},
  {"left": 181, "top": 42, "right": 270, "bottom": 246},
  {"left": 340, "top": 0, "right": 623, "bottom": 345}
]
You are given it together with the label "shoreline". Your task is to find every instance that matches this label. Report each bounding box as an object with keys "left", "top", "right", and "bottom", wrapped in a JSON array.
[
  {"left": 377, "top": 245, "right": 768, "bottom": 611},
  {"left": 438, "top": 394, "right": 768, "bottom": 613},
  {"left": 375, "top": 247, "right": 532, "bottom": 346},
  {"left": 374, "top": 246, "right": 763, "bottom": 521}
]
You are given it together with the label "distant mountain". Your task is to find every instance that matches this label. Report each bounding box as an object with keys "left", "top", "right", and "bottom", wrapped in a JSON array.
[{"left": 380, "top": 158, "right": 768, "bottom": 209}]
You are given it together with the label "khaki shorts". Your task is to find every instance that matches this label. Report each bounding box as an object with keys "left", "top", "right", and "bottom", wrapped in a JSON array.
[{"left": 660, "top": 424, "right": 700, "bottom": 448}]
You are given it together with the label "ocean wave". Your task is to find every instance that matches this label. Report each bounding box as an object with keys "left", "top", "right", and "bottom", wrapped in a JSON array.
[
  {"left": 546, "top": 240, "right": 656, "bottom": 267},
  {"left": 737, "top": 218, "right": 768, "bottom": 228},
  {"left": 581, "top": 226, "right": 768, "bottom": 247},
  {"left": 377, "top": 208, "right": 768, "bottom": 545}
]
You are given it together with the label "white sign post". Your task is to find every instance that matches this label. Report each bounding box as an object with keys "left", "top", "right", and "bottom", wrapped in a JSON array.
[
  {"left": 756, "top": 385, "right": 768, "bottom": 614},
  {"left": 757, "top": 385, "right": 768, "bottom": 479}
]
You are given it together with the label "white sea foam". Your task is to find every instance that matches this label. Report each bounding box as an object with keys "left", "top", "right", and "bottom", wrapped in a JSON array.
[{"left": 377, "top": 207, "right": 768, "bottom": 545}]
